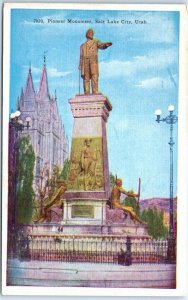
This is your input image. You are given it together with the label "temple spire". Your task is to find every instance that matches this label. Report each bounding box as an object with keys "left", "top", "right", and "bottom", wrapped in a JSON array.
[
  {"left": 38, "top": 54, "right": 49, "bottom": 99},
  {"left": 20, "top": 88, "right": 24, "bottom": 100},
  {"left": 43, "top": 54, "right": 46, "bottom": 67},
  {"left": 24, "top": 65, "right": 35, "bottom": 98}
]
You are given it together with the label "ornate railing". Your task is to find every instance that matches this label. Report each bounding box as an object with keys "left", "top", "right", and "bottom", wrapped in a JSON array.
[
  {"left": 15, "top": 235, "right": 169, "bottom": 265},
  {"left": 131, "top": 239, "right": 168, "bottom": 264}
]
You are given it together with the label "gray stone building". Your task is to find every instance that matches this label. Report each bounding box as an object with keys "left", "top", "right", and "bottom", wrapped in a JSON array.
[{"left": 18, "top": 58, "right": 69, "bottom": 190}]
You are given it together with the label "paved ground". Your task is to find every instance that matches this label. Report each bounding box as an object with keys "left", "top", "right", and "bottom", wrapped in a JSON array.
[{"left": 7, "top": 259, "right": 176, "bottom": 288}]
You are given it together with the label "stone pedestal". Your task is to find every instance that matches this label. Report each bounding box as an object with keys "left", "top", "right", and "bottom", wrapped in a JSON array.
[
  {"left": 62, "top": 198, "right": 107, "bottom": 226},
  {"left": 63, "top": 93, "right": 112, "bottom": 226}
]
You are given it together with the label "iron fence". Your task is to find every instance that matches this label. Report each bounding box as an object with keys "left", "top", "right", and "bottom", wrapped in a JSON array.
[
  {"left": 15, "top": 235, "right": 169, "bottom": 265},
  {"left": 131, "top": 239, "right": 168, "bottom": 264}
]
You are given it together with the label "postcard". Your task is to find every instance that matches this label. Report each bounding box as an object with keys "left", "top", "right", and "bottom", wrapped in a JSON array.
[{"left": 2, "top": 3, "right": 188, "bottom": 297}]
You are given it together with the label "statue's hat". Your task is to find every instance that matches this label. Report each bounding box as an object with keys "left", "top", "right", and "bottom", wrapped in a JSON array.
[{"left": 86, "top": 28, "right": 94, "bottom": 38}]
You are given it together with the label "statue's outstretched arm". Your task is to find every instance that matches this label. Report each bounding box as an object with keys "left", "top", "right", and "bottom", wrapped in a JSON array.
[
  {"left": 119, "top": 186, "right": 128, "bottom": 195},
  {"left": 97, "top": 40, "right": 113, "bottom": 49},
  {"left": 119, "top": 187, "right": 138, "bottom": 198}
]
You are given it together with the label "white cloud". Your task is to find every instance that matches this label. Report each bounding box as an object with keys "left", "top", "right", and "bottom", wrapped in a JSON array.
[
  {"left": 23, "top": 65, "right": 71, "bottom": 78},
  {"left": 100, "top": 48, "right": 177, "bottom": 79},
  {"left": 132, "top": 13, "right": 176, "bottom": 44},
  {"left": 23, "top": 65, "right": 41, "bottom": 75},
  {"left": 114, "top": 11, "right": 176, "bottom": 44},
  {"left": 135, "top": 70, "right": 178, "bottom": 89},
  {"left": 100, "top": 59, "right": 133, "bottom": 77},
  {"left": 30, "top": 66, "right": 41, "bottom": 75},
  {"left": 48, "top": 68, "right": 71, "bottom": 78},
  {"left": 135, "top": 77, "right": 164, "bottom": 89}
]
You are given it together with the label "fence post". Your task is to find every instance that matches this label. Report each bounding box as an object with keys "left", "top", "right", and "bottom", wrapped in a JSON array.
[
  {"left": 18, "top": 235, "right": 31, "bottom": 260},
  {"left": 167, "top": 237, "right": 176, "bottom": 264},
  {"left": 118, "top": 236, "right": 132, "bottom": 266},
  {"left": 125, "top": 236, "right": 132, "bottom": 266}
]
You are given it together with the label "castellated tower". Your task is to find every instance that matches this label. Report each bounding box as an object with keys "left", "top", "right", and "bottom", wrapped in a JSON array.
[{"left": 18, "top": 58, "right": 69, "bottom": 191}]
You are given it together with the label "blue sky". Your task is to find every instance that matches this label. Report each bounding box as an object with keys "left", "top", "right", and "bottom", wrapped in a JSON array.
[{"left": 10, "top": 9, "right": 179, "bottom": 199}]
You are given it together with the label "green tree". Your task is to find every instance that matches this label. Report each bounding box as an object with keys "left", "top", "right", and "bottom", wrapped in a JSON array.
[
  {"left": 15, "top": 136, "right": 35, "bottom": 224},
  {"left": 48, "top": 164, "right": 60, "bottom": 193},
  {"left": 59, "top": 158, "right": 70, "bottom": 180},
  {"left": 141, "top": 208, "right": 168, "bottom": 239},
  {"left": 123, "top": 191, "right": 140, "bottom": 216},
  {"left": 110, "top": 172, "right": 116, "bottom": 187}
]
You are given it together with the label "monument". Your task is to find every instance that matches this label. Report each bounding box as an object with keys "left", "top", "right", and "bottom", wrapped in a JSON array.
[
  {"left": 29, "top": 29, "right": 148, "bottom": 238},
  {"left": 14, "top": 29, "right": 149, "bottom": 268},
  {"left": 60, "top": 29, "right": 147, "bottom": 237}
]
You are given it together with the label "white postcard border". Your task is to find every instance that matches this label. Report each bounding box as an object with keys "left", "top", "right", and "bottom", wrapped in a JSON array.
[{"left": 2, "top": 3, "right": 188, "bottom": 296}]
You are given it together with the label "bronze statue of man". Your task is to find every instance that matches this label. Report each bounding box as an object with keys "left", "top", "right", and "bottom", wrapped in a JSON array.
[
  {"left": 79, "top": 28, "right": 112, "bottom": 95},
  {"left": 111, "top": 178, "right": 144, "bottom": 224}
]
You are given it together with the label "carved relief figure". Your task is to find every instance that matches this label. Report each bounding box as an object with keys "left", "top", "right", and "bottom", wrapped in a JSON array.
[
  {"left": 79, "top": 138, "right": 97, "bottom": 190},
  {"left": 67, "top": 153, "right": 81, "bottom": 189},
  {"left": 79, "top": 28, "right": 112, "bottom": 94},
  {"left": 67, "top": 137, "right": 104, "bottom": 191}
]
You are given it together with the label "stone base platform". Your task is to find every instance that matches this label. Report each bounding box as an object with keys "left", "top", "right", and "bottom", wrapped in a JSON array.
[
  {"left": 61, "top": 224, "right": 148, "bottom": 236},
  {"left": 7, "top": 259, "right": 176, "bottom": 289},
  {"left": 24, "top": 222, "right": 148, "bottom": 239}
]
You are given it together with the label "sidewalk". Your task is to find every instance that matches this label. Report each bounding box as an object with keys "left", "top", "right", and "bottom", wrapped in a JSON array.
[{"left": 7, "top": 259, "right": 176, "bottom": 288}]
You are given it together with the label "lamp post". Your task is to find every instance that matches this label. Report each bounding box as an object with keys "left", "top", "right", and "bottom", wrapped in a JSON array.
[
  {"left": 155, "top": 105, "right": 178, "bottom": 263},
  {"left": 10, "top": 110, "right": 31, "bottom": 131}
]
